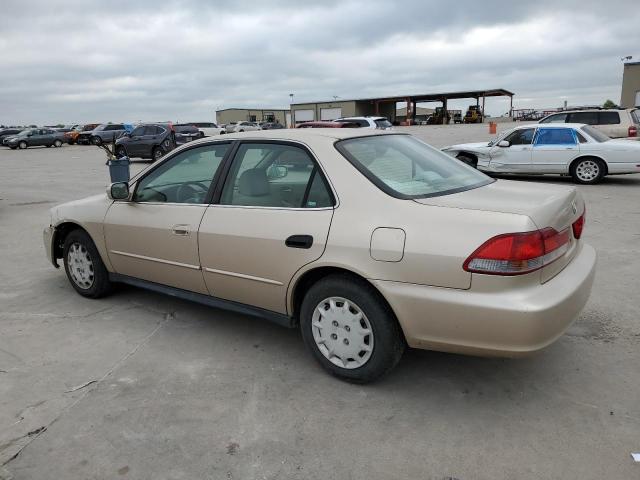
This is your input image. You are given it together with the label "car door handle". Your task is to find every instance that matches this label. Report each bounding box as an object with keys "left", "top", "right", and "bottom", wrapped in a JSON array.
[
  {"left": 285, "top": 235, "right": 313, "bottom": 249},
  {"left": 172, "top": 225, "right": 190, "bottom": 236}
]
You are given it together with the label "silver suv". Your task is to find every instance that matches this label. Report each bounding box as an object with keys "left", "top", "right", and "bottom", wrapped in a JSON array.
[
  {"left": 334, "top": 116, "right": 393, "bottom": 130},
  {"left": 540, "top": 109, "right": 639, "bottom": 139}
]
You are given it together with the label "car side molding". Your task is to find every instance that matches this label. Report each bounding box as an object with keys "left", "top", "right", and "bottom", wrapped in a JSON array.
[{"left": 109, "top": 273, "right": 295, "bottom": 328}]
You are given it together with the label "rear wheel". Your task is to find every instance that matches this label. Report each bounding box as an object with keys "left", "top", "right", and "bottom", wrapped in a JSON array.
[
  {"left": 62, "top": 229, "right": 112, "bottom": 298},
  {"left": 571, "top": 158, "right": 605, "bottom": 184},
  {"left": 456, "top": 153, "right": 477, "bottom": 168},
  {"left": 54, "top": 139, "right": 63, "bottom": 147},
  {"left": 18, "top": 141, "right": 27, "bottom": 149},
  {"left": 300, "top": 274, "right": 405, "bottom": 383},
  {"left": 152, "top": 146, "right": 164, "bottom": 161}
]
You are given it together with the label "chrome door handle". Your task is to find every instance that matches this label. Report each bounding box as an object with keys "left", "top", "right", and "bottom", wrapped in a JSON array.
[{"left": 172, "top": 225, "right": 190, "bottom": 236}]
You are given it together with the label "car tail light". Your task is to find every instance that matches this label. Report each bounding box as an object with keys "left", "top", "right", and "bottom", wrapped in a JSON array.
[
  {"left": 629, "top": 125, "right": 638, "bottom": 137},
  {"left": 463, "top": 228, "right": 570, "bottom": 275},
  {"left": 572, "top": 210, "right": 585, "bottom": 239}
]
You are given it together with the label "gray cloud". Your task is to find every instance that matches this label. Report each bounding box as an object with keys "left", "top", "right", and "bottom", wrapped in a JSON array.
[{"left": 0, "top": 0, "right": 638, "bottom": 124}]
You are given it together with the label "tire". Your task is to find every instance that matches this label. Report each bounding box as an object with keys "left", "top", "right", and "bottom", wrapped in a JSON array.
[
  {"left": 10, "top": 146, "right": 17, "bottom": 150},
  {"left": 46, "top": 144, "right": 52, "bottom": 148},
  {"left": 91, "top": 136, "right": 102, "bottom": 146},
  {"left": 300, "top": 274, "right": 405, "bottom": 383},
  {"left": 18, "top": 141, "right": 27, "bottom": 149},
  {"left": 570, "top": 157, "right": 605, "bottom": 185},
  {"left": 116, "top": 146, "right": 127, "bottom": 158},
  {"left": 239, "top": 129, "right": 244, "bottom": 132},
  {"left": 62, "top": 229, "right": 112, "bottom": 298},
  {"left": 456, "top": 153, "right": 477, "bottom": 168},
  {"left": 152, "top": 147, "right": 164, "bottom": 161},
  {"left": 54, "top": 139, "right": 63, "bottom": 147}
]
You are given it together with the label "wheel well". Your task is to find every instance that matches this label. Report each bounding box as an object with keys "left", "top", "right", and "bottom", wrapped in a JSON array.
[
  {"left": 570, "top": 156, "right": 608, "bottom": 176},
  {"left": 290, "top": 266, "right": 401, "bottom": 333},
  {"left": 456, "top": 151, "right": 478, "bottom": 161},
  {"left": 52, "top": 222, "right": 87, "bottom": 261}
]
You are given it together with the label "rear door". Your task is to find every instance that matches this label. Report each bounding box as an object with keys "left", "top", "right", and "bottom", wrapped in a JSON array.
[
  {"left": 531, "top": 127, "right": 579, "bottom": 173},
  {"left": 198, "top": 141, "right": 335, "bottom": 314}
]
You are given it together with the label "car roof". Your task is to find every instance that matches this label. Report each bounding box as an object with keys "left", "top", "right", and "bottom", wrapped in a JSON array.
[
  {"left": 518, "top": 123, "right": 587, "bottom": 129},
  {"left": 196, "top": 127, "right": 392, "bottom": 142}
]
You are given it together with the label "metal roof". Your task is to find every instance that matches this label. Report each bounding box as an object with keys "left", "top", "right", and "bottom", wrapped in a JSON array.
[
  {"left": 291, "top": 89, "right": 514, "bottom": 105},
  {"left": 216, "top": 107, "right": 289, "bottom": 112}
]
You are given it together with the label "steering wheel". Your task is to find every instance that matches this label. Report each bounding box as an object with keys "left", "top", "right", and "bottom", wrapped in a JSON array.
[{"left": 176, "top": 181, "right": 208, "bottom": 203}]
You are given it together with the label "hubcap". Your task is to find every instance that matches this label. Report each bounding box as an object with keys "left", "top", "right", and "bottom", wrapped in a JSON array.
[
  {"left": 311, "top": 297, "right": 374, "bottom": 369},
  {"left": 67, "top": 242, "right": 94, "bottom": 289},
  {"left": 154, "top": 149, "right": 163, "bottom": 159},
  {"left": 576, "top": 160, "right": 599, "bottom": 181}
]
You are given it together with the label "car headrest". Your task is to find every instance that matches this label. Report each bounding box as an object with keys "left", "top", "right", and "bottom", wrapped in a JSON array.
[{"left": 238, "top": 168, "right": 270, "bottom": 196}]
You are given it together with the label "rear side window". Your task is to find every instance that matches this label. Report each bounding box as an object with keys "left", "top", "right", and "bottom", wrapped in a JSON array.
[
  {"left": 567, "top": 112, "right": 598, "bottom": 125},
  {"left": 576, "top": 131, "right": 588, "bottom": 143},
  {"left": 581, "top": 125, "right": 610, "bottom": 143},
  {"left": 374, "top": 119, "right": 392, "bottom": 129},
  {"left": 534, "top": 128, "right": 576, "bottom": 145},
  {"left": 220, "top": 143, "right": 333, "bottom": 208},
  {"left": 598, "top": 112, "right": 620, "bottom": 125},
  {"left": 540, "top": 113, "right": 567, "bottom": 123}
]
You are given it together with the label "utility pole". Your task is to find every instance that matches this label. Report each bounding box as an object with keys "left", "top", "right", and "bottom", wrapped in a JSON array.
[{"left": 289, "top": 93, "right": 295, "bottom": 126}]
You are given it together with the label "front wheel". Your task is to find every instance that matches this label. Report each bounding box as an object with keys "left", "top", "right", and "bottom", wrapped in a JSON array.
[
  {"left": 116, "top": 146, "right": 127, "bottom": 158},
  {"left": 18, "top": 141, "right": 27, "bottom": 149},
  {"left": 91, "top": 136, "right": 102, "bottom": 146},
  {"left": 62, "top": 229, "right": 112, "bottom": 298},
  {"left": 300, "top": 274, "right": 405, "bottom": 383},
  {"left": 571, "top": 158, "right": 605, "bottom": 185}
]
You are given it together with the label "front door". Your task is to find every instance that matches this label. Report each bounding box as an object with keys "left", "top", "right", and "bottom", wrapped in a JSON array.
[
  {"left": 531, "top": 127, "right": 579, "bottom": 173},
  {"left": 198, "top": 141, "right": 335, "bottom": 314},
  {"left": 488, "top": 127, "right": 535, "bottom": 172},
  {"left": 104, "top": 142, "right": 231, "bottom": 294},
  {"left": 126, "top": 125, "right": 147, "bottom": 157}
]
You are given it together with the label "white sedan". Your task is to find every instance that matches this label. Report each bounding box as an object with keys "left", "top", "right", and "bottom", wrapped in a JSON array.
[{"left": 442, "top": 123, "right": 640, "bottom": 184}]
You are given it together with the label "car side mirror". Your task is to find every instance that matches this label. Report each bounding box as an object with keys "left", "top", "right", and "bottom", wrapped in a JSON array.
[
  {"left": 108, "top": 182, "right": 130, "bottom": 200},
  {"left": 498, "top": 140, "right": 510, "bottom": 147},
  {"left": 266, "top": 165, "right": 288, "bottom": 179}
]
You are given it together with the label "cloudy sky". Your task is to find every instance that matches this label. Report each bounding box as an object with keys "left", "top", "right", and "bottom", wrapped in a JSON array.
[{"left": 1, "top": 0, "right": 638, "bottom": 125}]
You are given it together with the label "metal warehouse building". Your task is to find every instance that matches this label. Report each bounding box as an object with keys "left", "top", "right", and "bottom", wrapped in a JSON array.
[
  {"left": 290, "top": 89, "right": 514, "bottom": 125},
  {"left": 215, "top": 108, "right": 290, "bottom": 126},
  {"left": 621, "top": 62, "right": 640, "bottom": 108}
]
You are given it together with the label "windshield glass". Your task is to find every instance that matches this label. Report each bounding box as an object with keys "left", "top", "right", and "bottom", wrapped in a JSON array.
[
  {"left": 488, "top": 130, "right": 510, "bottom": 146},
  {"left": 336, "top": 135, "right": 493, "bottom": 199},
  {"left": 374, "top": 119, "right": 392, "bottom": 129},
  {"left": 581, "top": 125, "right": 610, "bottom": 143}
]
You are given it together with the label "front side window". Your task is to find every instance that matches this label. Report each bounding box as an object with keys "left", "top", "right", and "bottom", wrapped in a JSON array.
[
  {"left": 540, "top": 113, "right": 567, "bottom": 123},
  {"left": 534, "top": 128, "right": 576, "bottom": 146},
  {"left": 131, "top": 126, "right": 145, "bottom": 136},
  {"left": 336, "top": 135, "right": 492, "bottom": 199},
  {"left": 504, "top": 128, "right": 535, "bottom": 145},
  {"left": 220, "top": 143, "right": 333, "bottom": 208},
  {"left": 133, "top": 143, "right": 229, "bottom": 204}
]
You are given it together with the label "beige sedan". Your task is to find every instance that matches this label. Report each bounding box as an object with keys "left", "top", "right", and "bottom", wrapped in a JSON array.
[{"left": 44, "top": 129, "right": 596, "bottom": 382}]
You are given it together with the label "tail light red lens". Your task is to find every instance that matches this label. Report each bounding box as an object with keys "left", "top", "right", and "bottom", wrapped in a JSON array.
[
  {"left": 464, "top": 227, "right": 570, "bottom": 275},
  {"left": 629, "top": 125, "right": 637, "bottom": 137},
  {"left": 572, "top": 211, "right": 585, "bottom": 239}
]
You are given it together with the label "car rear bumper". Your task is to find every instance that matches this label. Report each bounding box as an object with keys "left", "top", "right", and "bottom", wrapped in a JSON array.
[
  {"left": 606, "top": 162, "right": 640, "bottom": 174},
  {"left": 372, "top": 242, "right": 596, "bottom": 357}
]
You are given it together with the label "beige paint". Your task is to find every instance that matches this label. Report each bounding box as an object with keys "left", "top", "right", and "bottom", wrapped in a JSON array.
[
  {"left": 45, "top": 129, "right": 596, "bottom": 357},
  {"left": 621, "top": 63, "right": 640, "bottom": 108}
]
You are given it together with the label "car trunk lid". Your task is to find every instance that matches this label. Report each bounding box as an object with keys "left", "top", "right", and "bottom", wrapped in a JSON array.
[{"left": 414, "top": 179, "right": 585, "bottom": 282}]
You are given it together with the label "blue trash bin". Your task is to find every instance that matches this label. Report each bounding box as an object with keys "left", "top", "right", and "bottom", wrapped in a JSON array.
[{"left": 106, "top": 157, "right": 130, "bottom": 183}]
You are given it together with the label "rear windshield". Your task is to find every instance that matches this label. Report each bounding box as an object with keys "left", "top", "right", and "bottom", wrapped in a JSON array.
[
  {"left": 581, "top": 125, "right": 610, "bottom": 143},
  {"left": 374, "top": 119, "right": 393, "bottom": 129},
  {"left": 335, "top": 134, "right": 493, "bottom": 199}
]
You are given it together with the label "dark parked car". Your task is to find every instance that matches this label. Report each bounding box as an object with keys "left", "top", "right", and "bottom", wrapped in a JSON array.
[
  {"left": 115, "top": 123, "right": 176, "bottom": 161},
  {"left": 261, "top": 121, "right": 285, "bottom": 130},
  {"left": 4, "top": 128, "right": 65, "bottom": 149},
  {"left": 0, "top": 128, "right": 24, "bottom": 145},
  {"left": 174, "top": 125, "right": 201, "bottom": 144},
  {"left": 77, "top": 123, "right": 127, "bottom": 146},
  {"left": 72, "top": 124, "right": 100, "bottom": 145}
]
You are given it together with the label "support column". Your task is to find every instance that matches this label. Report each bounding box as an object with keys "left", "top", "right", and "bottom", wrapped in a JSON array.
[
  {"left": 509, "top": 95, "right": 513, "bottom": 117},
  {"left": 442, "top": 97, "right": 448, "bottom": 124},
  {"left": 482, "top": 96, "right": 486, "bottom": 123},
  {"left": 375, "top": 100, "right": 380, "bottom": 116}
]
